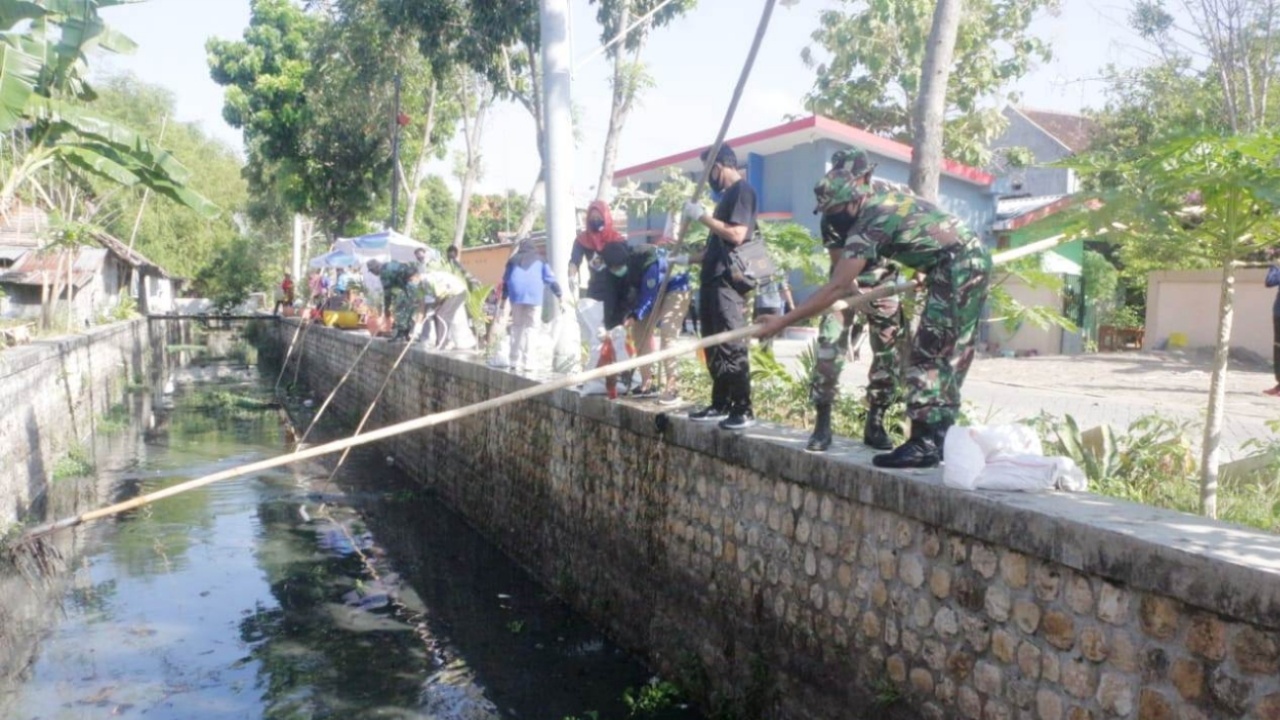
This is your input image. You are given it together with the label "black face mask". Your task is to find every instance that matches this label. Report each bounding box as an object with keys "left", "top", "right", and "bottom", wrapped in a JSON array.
[
  {"left": 821, "top": 209, "right": 858, "bottom": 246},
  {"left": 709, "top": 167, "right": 726, "bottom": 194},
  {"left": 588, "top": 218, "right": 605, "bottom": 232}
]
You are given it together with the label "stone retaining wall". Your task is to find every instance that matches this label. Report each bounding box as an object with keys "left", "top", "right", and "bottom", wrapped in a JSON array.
[
  {"left": 0, "top": 318, "right": 161, "bottom": 530},
  {"left": 269, "top": 320, "right": 1280, "bottom": 720}
]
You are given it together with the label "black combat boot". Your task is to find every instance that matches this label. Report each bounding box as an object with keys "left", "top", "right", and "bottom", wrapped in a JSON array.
[
  {"left": 863, "top": 405, "right": 893, "bottom": 451},
  {"left": 932, "top": 421, "right": 954, "bottom": 461},
  {"left": 872, "top": 421, "right": 941, "bottom": 469},
  {"left": 805, "top": 404, "right": 833, "bottom": 453}
]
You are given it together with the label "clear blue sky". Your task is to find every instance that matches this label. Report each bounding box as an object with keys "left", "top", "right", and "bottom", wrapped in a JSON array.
[{"left": 97, "top": 0, "right": 1157, "bottom": 204}]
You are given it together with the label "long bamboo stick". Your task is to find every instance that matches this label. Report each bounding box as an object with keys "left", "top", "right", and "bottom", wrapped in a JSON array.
[
  {"left": 297, "top": 334, "right": 377, "bottom": 447},
  {"left": 273, "top": 320, "right": 306, "bottom": 393},
  {"left": 640, "top": 0, "right": 780, "bottom": 346},
  {"left": 16, "top": 231, "right": 1061, "bottom": 547},
  {"left": 14, "top": 282, "right": 906, "bottom": 546}
]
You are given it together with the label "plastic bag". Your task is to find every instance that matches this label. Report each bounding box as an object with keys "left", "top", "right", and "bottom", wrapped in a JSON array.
[{"left": 943, "top": 424, "right": 1086, "bottom": 493}]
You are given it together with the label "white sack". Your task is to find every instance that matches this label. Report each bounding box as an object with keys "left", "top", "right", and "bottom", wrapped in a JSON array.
[{"left": 943, "top": 425, "right": 1087, "bottom": 493}]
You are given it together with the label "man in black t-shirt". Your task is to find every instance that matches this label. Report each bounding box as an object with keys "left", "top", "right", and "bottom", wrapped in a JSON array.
[{"left": 682, "top": 144, "right": 758, "bottom": 430}]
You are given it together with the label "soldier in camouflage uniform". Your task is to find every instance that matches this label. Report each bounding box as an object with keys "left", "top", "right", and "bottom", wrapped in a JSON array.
[
  {"left": 807, "top": 155, "right": 909, "bottom": 453},
  {"left": 367, "top": 259, "right": 422, "bottom": 342},
  {"left": 756, "top": 148, "right": 992, "bottom": 469}
]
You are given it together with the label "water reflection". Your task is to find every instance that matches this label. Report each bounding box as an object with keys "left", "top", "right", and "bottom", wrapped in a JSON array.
[{"left": 1, "top": 348, "right": 703, "bottom": 720}]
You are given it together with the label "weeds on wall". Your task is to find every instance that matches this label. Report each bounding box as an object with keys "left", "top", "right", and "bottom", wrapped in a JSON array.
[{"left": 51, "top": 443, "right": 95, "bottom": 481}]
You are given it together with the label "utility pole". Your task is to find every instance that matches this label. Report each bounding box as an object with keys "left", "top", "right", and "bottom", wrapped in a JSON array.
[
  {"left": 390, "top": 72, "right": 402, "bottom": 231},
  {"left": 541, "top": 0, "right": 580, "bottom": 371},
  {"left": 292, "top": 214, "right": 303, "bottom": 282}
]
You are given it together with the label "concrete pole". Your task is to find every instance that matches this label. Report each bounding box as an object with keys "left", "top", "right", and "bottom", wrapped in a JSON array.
[
  {"left": 542, "top": 0, "right": 581, "bottom": 372},
  {"left": 292, "top": 214, "right": 303, "bottom": 282}
]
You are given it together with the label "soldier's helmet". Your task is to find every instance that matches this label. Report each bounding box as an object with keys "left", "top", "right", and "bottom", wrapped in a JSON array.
[{"left": 813, "top": 148, "right": 878, "bottom": 214}]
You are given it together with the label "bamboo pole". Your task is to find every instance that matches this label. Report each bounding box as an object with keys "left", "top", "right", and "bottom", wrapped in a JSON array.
[
  {"left": 296, "top": 335, "right": 377, "bottom": 447},
  {"left": 12, "top": 282, "right": 904, "bottom": 546},
  {"left": 639, "top": 0, "right": 780, "bottom": 347},
  {"left": 273, "top": 320, "right": 306, "bottom": 394}
]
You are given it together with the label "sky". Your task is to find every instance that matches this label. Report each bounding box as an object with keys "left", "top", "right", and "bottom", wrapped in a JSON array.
[{"left": 96, "top": 0, "right": 1161, "bottom": 207}]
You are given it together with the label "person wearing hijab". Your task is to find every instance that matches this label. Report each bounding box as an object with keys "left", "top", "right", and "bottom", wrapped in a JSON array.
[{"left": 501, "top": 240, "right": 564, "bottom": 371}]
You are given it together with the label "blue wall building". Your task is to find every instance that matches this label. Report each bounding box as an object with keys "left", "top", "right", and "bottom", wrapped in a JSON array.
[{"left": 613, "top": 115, "right": 998, "bottom": 249}]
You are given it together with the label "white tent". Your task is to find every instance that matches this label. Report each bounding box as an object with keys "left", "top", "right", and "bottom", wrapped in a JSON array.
[{"left": 323, "top": 230, "right": 435, "bottom": 297}]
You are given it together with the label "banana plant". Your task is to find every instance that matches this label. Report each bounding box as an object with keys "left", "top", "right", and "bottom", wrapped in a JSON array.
[{"left": 0, "top": 0, "right": 214, "bottom": 219}]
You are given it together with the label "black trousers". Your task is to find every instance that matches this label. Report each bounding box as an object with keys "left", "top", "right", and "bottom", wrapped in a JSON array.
[
  {"left": 700, "top": 279, "right": 752, "bottom": 414},
  {"left": 1273, "top": 314, "right": 1279, "bottom": 383}
]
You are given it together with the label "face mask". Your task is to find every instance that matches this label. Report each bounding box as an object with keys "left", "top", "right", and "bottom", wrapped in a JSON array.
[
  {"left": 610, "top": 266, "right": 628, "bottom": 278},
  {"left": 588, "top": 218, "right": 605, "bottom": 232},
  {"left": 822, "top": 208, "right": 858, "bottom": 245},
  {"left": 709, "top": 167, "right": 725, "bottom": 194}
]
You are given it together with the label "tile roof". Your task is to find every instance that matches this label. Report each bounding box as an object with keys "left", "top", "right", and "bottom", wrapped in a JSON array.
[{"left": 1018, "top": 108, "right": 1098, "bottom": 154}]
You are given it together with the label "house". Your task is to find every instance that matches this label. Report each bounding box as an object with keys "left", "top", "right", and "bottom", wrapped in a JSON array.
[
  {"left": 986, "top": 108, "right": 1100, "bottom": 355},
  {"left": 0, "top": 228, "right": 176, "bottom": 322},
  {"left": 614, "top": 115, "right": 997, "bottom": 252}
]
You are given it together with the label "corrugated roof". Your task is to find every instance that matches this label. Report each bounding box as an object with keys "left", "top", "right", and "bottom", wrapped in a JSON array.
[
  {"left": 0, "top": 247, "right": 105, "bottom": 288},
  {"left": 997, "top": 195, "right": 1067, "bottom": 220},
  {"left": 93, "top": 231, "right": 171, "bottom": 278}
]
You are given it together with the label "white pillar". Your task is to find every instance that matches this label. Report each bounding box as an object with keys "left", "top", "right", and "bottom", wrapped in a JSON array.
[
  {"left": 291, "top": 214, "right": 303, "bottom": 282},
  {"left": 541, "top": 0, "right": 581, "bottom": 371}
]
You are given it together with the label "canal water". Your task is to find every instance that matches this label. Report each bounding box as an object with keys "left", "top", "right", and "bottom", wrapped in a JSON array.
[{"left": 0, "top": 342, "right": 703, "bottom": 720}]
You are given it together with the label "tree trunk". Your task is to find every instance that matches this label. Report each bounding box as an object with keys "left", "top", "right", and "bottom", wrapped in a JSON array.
[
  {"left": 1199, "top": 263, "right": 1235, "bottom": 519},
  {"left": 515, "top": 166, "right": 545, "bottom": 239},
  {"left": 452, "top": 77, "right": 492, "bottom": 250},
  {"left": 402, "top": 78, "right": 439, "bottom": 237},
  {"left": 596, "top": 2, "right": 637, "bottom": 201},
  {"left": 909, "top": 0, "right": 964, "bottom": 202},
  {"left": 515, "top": 40, "right": 547, "bottom": 239}
]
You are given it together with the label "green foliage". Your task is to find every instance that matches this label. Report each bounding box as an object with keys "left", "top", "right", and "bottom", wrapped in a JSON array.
[
  {"left": 801, "top": 0, "right": 1059, "bottom": 165},
  {"left": 463, "top": 191, "right": 538, "bottom": 246},
  {"left": 505, "top": 619, "right": 525, "bottom": 634},
  {"left": 757, "top": 221, "right": 826, "bottom": 286},
  {"left": 194, "top": 234, "right": 272, "bottom": 312},
  {"left": 622, "top": 678, "right": 682, "bottom": 718},
  {"left": 51, "top": 442, "right": 94, "bottom": 481},
  {"left": 88, "top": 73, "right": 254, "bottom": 281},
  {"left": 1101, "top": 305, "right": 1143, "bottom": 330},
  {"left": 95, "top": 403, "right": 131, "bottom": 435},
  {"left": 1081, "top": 250, "right": 1118, "bottom": 310},
  {"left": 1060, "top": 132, "right": 1280, "bottom": 273},
  {"left": 0, "top": 0, "right": 215, "bottom": 217},
  {"left": 1028, "top": 413, "right": 1280, "bottom": 532}
]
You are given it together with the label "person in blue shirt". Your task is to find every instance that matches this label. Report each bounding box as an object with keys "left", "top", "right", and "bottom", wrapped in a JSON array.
[
  {"left": 602, "top": 242, "right": 693, "bottom": 401},
  {"left": 1266, "top": 249, "right": 1280, "bottom": 397},
  {"left": 501, "top": 240, "right": 564, "bottom": 371}
]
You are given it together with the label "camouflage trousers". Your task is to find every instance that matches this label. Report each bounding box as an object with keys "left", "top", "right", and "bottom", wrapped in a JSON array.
[
  {"left": 906, "top": 245, "right": 992, "bottom": 425},
  {"left": 390, "top": 284, "right": 423, "bottom": 337},
  {"left": 809, "top": 289, "right": 902, "bottom": 407}
]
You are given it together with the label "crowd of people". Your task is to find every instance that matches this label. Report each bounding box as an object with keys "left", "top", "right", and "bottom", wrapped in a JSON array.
[{"left": 277, "top": 142, "right": 994, "bottom": 471}]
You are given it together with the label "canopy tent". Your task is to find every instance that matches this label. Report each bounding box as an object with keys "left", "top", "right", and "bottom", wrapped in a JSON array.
[
  {"left": 308, "top": 249, "right": 360, "bottom": 269},
  {"left": 332, "top": 230, "right": 430, "bottom": 264},
  {"left": 313, "top": 230, "right": 435, "bottom": 298}
]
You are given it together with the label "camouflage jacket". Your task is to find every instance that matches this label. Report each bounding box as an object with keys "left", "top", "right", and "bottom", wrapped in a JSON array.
[{"left": 841, "top": 192, "right": 979, "bottom": 273}]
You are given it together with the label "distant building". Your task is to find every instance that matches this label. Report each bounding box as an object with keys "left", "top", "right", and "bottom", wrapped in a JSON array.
[
  {"left": 615, "top": 115, "right": 997, "bottom": 246},
  {"left": 0, "top": 206, "right": 176, "bottom": 322},
  {"left": 987, "top": 107, "right": 1100, "bottom": 355}
]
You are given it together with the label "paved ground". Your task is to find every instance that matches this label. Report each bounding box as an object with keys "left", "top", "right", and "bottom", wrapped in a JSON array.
[{"left": 770, "top": 340, "right": 1279, "bottom": 460}]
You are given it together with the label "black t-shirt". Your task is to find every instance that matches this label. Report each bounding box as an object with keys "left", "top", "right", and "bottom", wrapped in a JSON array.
[
  {"left": 570, "top": 242, "right": 617, "bottom": 302},
  {"left": 699, "top": 180, "right": 758, "bottom": 283}
]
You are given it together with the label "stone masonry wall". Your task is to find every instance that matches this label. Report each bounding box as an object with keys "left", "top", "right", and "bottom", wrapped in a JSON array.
[
  {"left": 269, "top": 320, "right": 1280, "bottom": 720},
  {"left": 0, "top": 318, "right": 161, "bottom": 530}
]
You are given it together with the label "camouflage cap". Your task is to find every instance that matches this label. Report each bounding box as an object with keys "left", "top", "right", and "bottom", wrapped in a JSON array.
[{"left": 813, "top": 148, "right": 878, "bottom": 214}]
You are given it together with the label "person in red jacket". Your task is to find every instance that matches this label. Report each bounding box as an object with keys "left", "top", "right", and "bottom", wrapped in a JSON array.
[
  {"left": 274, "top": 272, "right": 295, "bottom": 315},
  {"left": 569, "top": 200, "right": 626, "bottom": 392}
]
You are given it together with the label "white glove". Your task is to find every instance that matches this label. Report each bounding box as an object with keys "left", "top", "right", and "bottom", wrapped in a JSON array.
[
  {"left": 669, "top": 254, "right": 690, "bottom": 266},
  {"left": 682, "top": 201, "right": 708, "bottom": 223}
]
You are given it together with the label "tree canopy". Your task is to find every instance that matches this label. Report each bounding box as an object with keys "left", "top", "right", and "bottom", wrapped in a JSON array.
[{"left": 801, "top": 0, "right": 1058, "bottom": 166}]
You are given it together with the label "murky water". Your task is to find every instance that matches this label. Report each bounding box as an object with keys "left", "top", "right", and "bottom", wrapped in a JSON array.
[{"left": 0, "top": 349, "right": 702, "bottom": 720}]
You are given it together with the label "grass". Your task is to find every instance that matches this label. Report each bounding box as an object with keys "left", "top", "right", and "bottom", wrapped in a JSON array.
[
  {"left": 95, "top": 403, "right": 131, "bottom": 434},
  {"left": 51, "top": 443, "right": 94, "bottom": 481}
]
